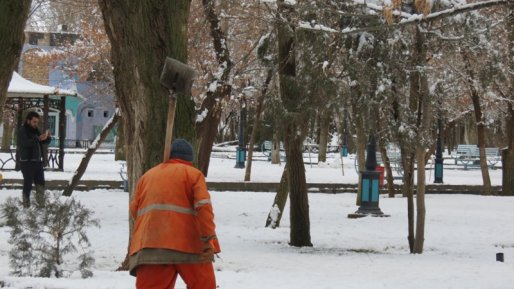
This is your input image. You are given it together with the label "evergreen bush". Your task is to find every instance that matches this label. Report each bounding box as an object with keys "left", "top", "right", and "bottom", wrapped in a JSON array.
[{"left": 1, "top": 192, "right": 99, "bottom": 278}]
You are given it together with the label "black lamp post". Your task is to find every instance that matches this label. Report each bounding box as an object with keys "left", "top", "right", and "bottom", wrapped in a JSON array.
[
  {"left": 348, "top": 135, "right": 388, "bottom": 218},
  {"left": 434, "top": 117, "right": 444, "bottom": 183},
  {"left": 341, "top": 109, "right": 349, "bottom": 157},
  {"left": 235, "top": 97, "right": 247, "bottom": 169}
]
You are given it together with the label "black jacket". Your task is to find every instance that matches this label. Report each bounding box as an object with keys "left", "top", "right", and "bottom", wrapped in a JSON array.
[{"left": 17, "top": 123, "right": 51, "bottom": 162}]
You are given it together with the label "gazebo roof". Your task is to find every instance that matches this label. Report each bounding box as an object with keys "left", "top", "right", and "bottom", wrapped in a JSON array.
[{"left": 7, "top": 71, "right": 80, "bottom": 98}]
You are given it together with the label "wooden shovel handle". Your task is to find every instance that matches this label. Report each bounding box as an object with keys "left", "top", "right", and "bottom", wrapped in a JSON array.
[{"left": 163, "top": 95, "right": 177, "bottom": 162}]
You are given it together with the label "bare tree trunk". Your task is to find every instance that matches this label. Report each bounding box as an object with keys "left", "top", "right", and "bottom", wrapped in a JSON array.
[
  {"left": 354, "top": 112, "right": 366, "bottom": 205},
  {"left": 502, "top": 5, "right": 514, "bottom": 196},
  {"left": 245, "top": 68, "right": 273, "bottom": 181},
  {"left": 100, "top": 0, "right": 194, "bottom": 193},
  {"left": 413, "top": 148, "right": 426, "bottom": 253},
  {"left": 1, "top": 113, "right": 13, "bottom": 152},
  {"left": 502, "top": 103, "right": 514, "bottom": 196},
  {"left": 196, "top": 94, "right": 224, "bottom": 175},
  {"left": 379, "top": 138, "right": 395, "bottom": 197},
  {"left": 277, "top": 0, "right": 312, "bottom": 247},
  {"left": 410, "top": 26, "right": 431, "bottom": 254},
  {"left": 424, "top": 138, "right": 437, "bottom": 165},
  {"left": 284, "top": 122, "right": 312, "bottom": 246},
  {"left": 462, "top": 50, "right": 492, "bottom": 195},
  {"left": 173, "top": 95, "right": 198, "bottom": 148},
  {"left": 318, "top": 110, "right": 331, "bottom": 163},
  {"left": 63, "top": 111, "right": 120, "bottom": 196},
  {"left": 272, "top": 131, "right": 281, "bottom": 164},
  {"left": 402, "top": 151, "right": 416, "bottom": 253},
  {"left": 265, "top": 167, "right": 289, "bottom": 228},
  {"left": 115, "top": 116, "right": 125, "bottom": 161},
  {"left": 375, "top": 104, "right": 395, "bottom": 197},
  {"left": 397, "top": 25, "right": 432, "bottom": 254},
  {"left": 99, "top": 0, "right": 193, "bottom": 270},
  {"left": 196, "top": 0, "right": 233, "bottom": 176},
  {"left": 0, "top": 0, "right": 31, "bottom": 120}
]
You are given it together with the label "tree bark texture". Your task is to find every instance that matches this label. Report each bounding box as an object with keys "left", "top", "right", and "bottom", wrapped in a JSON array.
[
  {"left": 501, "top": 4, "right": 514, "bottom": 196},
  {"left": 245, "top": 68, "right": 273, "bottom": 181},
  {"left": 354, "top": 111, "right": 366, "bottom": 205},
  {"left": 317, "top": 109, "right": 331, "bottom": 163},
  {"left": 265, "top": 167, "right": 289, "bottom": 228},
  {"left": 196, "top": 0, "right": 233, "bottom": 176},
  {"left": 502, "top": 102, "right": 514, "bottom": 196},
  {"left": 284, "top": 122, "right": 312, "bottom": 246},
  {"left": 379, "top": 136, "right": 396, "bottom": 197},
  {"left": 410, "top": 26, "right": 431, "bottom": 254},
  {"left": 397, "top": 25, "right": 432, "bottom": 254},
  {"left": 271, "top": 131, "right": 281, "bottom": 164},
  {"left": 401, "top": 150, "right": 416, "bottom": 253},
  {"left": 461, "top": 50, "right": 492, "bottom": 195},
  {"left": 277, "top": 0, "right": 312, "bottom": 247},
  {"left": 99, "top": 0, "right": 194, "bottom": 270},
  {"left": 115, "top": 116, "right": 126, "bottom": 161},
  {"left": 375, "top": 104, "right": 395, "bottom": 197},
  {"left": 1, "top": 112, "right": 14, "bottom": 152},
  {"left": 100, "top": 0, "right": 193, "bottom": 192},
  {"left": 413, "top": 148, "right": 426, "bottom": 253},
  {"left": 0, "top": 0, "right": 32, "bottom": 120}
]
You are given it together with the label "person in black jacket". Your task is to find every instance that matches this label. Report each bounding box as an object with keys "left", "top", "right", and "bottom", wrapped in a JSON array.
[{"left": 17, "top": 111, "right": 51, "bottom": 208}]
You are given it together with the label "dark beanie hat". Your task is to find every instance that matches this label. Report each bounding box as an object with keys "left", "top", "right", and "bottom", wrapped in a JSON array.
[{"left": 170, "top": 139, "right": 194, "bottom": 162}]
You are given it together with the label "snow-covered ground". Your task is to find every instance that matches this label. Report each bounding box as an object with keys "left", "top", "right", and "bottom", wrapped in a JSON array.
[
  {"left": 0, "top": 152, "right": 504, "bottom": 185},
  {"left": 0, "top": 189, "right": 513, "bottom": 289},
  {"left": 0, "top": 152, "right": 509, "bottom": 288}
]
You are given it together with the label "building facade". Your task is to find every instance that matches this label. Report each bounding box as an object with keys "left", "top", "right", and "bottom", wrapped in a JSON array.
[{"left": 2, "top": 29, "right": 117, "bottom": 147}]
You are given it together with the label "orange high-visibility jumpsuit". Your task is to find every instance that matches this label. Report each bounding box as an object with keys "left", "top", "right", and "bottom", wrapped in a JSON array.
[{"left": 130, "top": 159, "right": 220, "bottom": 289}]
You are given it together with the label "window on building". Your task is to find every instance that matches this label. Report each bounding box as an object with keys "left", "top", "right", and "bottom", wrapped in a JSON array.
[
  {"left": 48, "top": 115, "right": 57, "bottom": 136},
  {"left": 28, "top": 34, "right": 39, "bottom": 45},
  {"left": 87, "top": 110, "right": 94, "bottom": 117},
  {"left": 104, "top": 111, "right": 109, "bottom": 118}
]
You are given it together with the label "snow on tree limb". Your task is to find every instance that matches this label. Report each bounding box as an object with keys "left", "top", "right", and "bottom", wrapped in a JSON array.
[
  {"left": 63, "top": 109, "right": 121, "bottom": 196},
  {"left": 298, "top": 0, "right": 511, "bottom": 35},
  {"left": 351, "top": 0, "right": 414, "bottom": 19},
  {"left": 397, "top": 0, "right": 509, "bottom": 24}
]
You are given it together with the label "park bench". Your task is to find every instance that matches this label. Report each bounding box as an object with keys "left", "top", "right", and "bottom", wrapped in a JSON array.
[
  {"left": 454, "top": 144, "right": 480, "bottom": 170},
  {"left": 302, "top": 142, "right": 339, "bottom": 153},
  {"left": 262, "top": 140, "right": 285, "bottom": 161},
  {"left": 386, "top": 149, "right": 403, "bottom": 179},
  {"left": 454, "top": 145, "right": 500, "bottom": 170},
  {"left": 352, "top": 149, "right": 404, "bottom": 185},
  {"left": 485, "top": 147, "right": 501, "bottom": 169}
]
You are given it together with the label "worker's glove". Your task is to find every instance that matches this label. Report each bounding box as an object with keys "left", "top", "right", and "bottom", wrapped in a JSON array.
[{"left": 199, "top": 242, "right": 215, "bottom": 263}]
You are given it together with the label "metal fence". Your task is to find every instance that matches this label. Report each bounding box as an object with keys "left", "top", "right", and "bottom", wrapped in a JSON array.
[{"left": 0, "top": 137, "right": 115, "bottom": 149}]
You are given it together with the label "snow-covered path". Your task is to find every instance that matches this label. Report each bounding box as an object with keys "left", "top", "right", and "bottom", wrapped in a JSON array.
[
  {"left": 0, "top": 189, "right": 513, "bottom": 288},
  {"left": 0, "top": 152, "right": 504, "bottom": 185}
]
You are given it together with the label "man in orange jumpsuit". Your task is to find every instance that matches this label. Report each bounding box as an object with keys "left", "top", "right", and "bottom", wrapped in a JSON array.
[{"left": 129, "top": 139, "right": 220, "bottom": 289}]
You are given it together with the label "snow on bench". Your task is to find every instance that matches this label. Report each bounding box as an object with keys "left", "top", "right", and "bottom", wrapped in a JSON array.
[
  {"left": 262, "top": 141, "right": 285, "bottom": 161},
  {"left": 454, "top": 145, "right": 500, "bottom": 170},
  {"left": 454, "top": 144, "right": 479, "bottom": 170},
  {"left": 485, "top": 147, "right": 500, "bottom": 169}
]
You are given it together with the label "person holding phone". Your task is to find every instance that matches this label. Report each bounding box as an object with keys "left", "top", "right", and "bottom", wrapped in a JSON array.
[{"left": 17, "top": 111, "right": 52, "bottom": 208}]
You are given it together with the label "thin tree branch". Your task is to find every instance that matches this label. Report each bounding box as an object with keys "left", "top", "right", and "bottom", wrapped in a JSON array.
[{"left": 297, "top": 0, "right": 510, "bottom": 35}]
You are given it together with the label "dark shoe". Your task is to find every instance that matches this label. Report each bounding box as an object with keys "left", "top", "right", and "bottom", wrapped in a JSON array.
[
  {"left": 22, "top": 194, "right": 30, "bottom": 208},
  {"left": 35, "top": 185, "right": 46, "bottom": 207}
]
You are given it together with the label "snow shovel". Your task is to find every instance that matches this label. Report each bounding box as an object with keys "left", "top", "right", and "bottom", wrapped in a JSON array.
[{"left": 159, "top": 57, "right": 196, "bottom": 162}]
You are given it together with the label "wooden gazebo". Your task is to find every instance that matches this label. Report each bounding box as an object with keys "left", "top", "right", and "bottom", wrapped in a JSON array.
[{"left": 3, "top": 72, "right": 80, "bottom": 171}]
